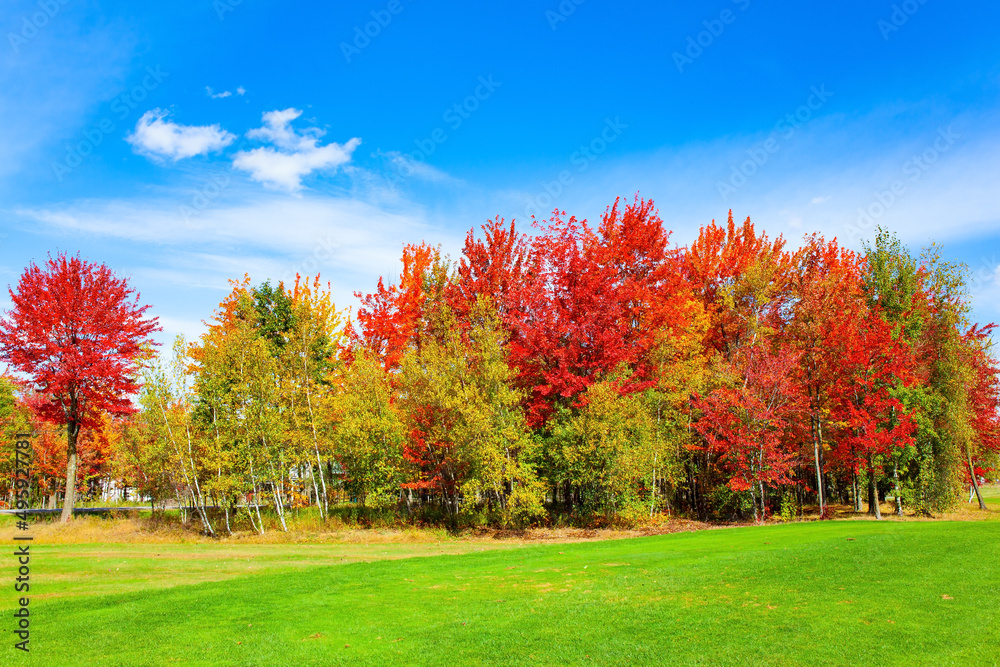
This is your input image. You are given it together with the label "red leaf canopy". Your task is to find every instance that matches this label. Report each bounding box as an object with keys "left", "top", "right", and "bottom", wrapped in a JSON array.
[{"left": 0, "top": 253, "right": 161, "bottom": 429}]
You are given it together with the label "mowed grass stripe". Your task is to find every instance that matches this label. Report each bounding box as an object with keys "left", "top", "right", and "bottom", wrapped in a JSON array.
[
  {"left": 10, "top": 540, "right": 529, "bottom": 602},
  {"left": 3, "top": 520, "right": 998, "bottom": 666}
]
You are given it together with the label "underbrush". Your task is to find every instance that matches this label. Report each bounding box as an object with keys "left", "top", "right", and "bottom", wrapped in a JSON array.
[
  {"left": 2, "top": 488, "right": 994, "bottom": 544},
  {"left": 0, "top": 506, "right": 711, "bottom": 545}
]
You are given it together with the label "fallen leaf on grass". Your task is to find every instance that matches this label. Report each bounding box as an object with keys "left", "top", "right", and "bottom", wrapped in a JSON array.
[
  {"left": 303, "top": 633, "right": 324, "bottom": 640},
  {"left": 941, "top": 594, "right": 953, "bottom": 600}
]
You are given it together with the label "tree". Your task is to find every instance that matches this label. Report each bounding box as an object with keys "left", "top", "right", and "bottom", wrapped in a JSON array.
[
  {"left": 509, "top": 210, "right": 641, "bottom": 426},
  {"left": 788, "top": 235, "right": 864, "bottom": 516},
  {"left": 684, "top": 213, "right": 802, "bottom": 519},
  {"left": 692, "top": 343, "right": 804, "bottom": 522},
  {"left": 959, "top": 324, "right": 1000, "bottom": 509},
  {"left": 281, "top": 275, "right": 346, "bottom": 518},
  {"left": 450, "top": 216, "right": 533, "bottom": 323},
  {"left": 544, "top": 375, "right": 675, "bottom": 524},
  {"left": 826, "top": 307, "right": 916, "bottom": 519},
  {"left": 0, "top": 253, "right": 160, "bottom": 522},
  {"left": 354, "top": 243, "right": 440, "bottom": 370},
  {"left": 330, "top": 348, "right": 408, "bottom": 509},
  {"left": 0, "top": 377, "right": 32, "bottom": 507},
  {"left": 398, "top": 297, "right": 543, "bottom": 525}
]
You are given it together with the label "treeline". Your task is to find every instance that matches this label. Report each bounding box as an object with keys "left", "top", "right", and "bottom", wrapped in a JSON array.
[{"left": 3, "top": 198, "right": 999, "bottom": 531}]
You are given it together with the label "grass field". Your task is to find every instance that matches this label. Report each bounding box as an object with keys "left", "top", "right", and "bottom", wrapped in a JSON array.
[{"left": 3, "top": 505, "right": 999, "bottom": 666}]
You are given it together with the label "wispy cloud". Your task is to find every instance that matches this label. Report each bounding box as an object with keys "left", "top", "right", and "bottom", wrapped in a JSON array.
[
  {"left": 14, "top": 190, "right": 459, "bottom": 287},
  {"left": 205, "top": 86, "right": 246, "bottom": 99},
  {"left": 0, "top": 9, "right": 135, "bottom": 185},
  {"left": 127, "top": 109, "right": 235, "bottom": 161},
  {"left": 382, "top": 151, "right": 462, "bottom": 184},
  {"left": 232, "top": 108, "right": 361, "bottom": 191},
  {"left": 495, "top": 106, "right": 1000, "bottom": 252}
]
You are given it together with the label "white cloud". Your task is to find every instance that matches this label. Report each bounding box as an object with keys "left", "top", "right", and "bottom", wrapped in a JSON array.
[
  {"left": 127, "top": 109, "right": 236, "bottom": 161},
  {"left": 233, "top": 108, "right": 361, "bottom": 191},
  {"left": 206, "top": 86, "right": 246, "bottom": 99},
  {"left": 155, "top": 315, "right": 208, "bottom": 345}
]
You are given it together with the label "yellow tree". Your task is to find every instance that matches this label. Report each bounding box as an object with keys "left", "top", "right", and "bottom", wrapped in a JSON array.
[
  {"left": 329, "top": 348, "right": 409, "bottom": 509},
  {"left": 279, "top": 276, "right": 346, "bottom": 519},
  {"left": 399, "top": 297, "right": 544, "bottom": 525}
]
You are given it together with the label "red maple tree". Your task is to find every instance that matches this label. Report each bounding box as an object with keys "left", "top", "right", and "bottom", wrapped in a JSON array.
[
  {"left": 787, "top": 234, "right": 865, "bottom": 516},
  {"left": 692, "top": 342, "right": 804, "bottom": 522},
  {"left": 507, "top": 199, "right": 692, "bottom": 426},
  {"left": 0, "top": 253, "right": 160, "bottom": 521},
  {"left": 353, "top": 242, "right": 438, "bottom": 371},
  {"left": 825, "top": 306, "right": 916, "bottom": 519},
  {"left": 962, "top": 324, "right": 1000, "bottom": 508}
]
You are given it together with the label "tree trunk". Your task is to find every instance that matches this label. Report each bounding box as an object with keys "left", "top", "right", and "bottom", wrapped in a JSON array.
[
  {"left": 759, "top": 480, "right": 766, "bottom": 522},
  {"left": 650, "top": 461, "right": 657, "bottom": 518},
  {"left": 866, "top": 457, "right": 882, "bottom": 520},
  {"left": 248, "top": 459, "right": 266, "bottom": 535},
  {"left": 893, "top": 459, "right": 903, "bottom": 517},
  {"left": 185, "top": 426, "right": 214, "bottom": 536},
  {"left": 852, "top": 469, "right": 862, "bottom": 512},
  {"left": 812, "top": 415, "right": 825, "bottom": 517},
  {"left": 267, "top": 457, "right": 288, "bottom": 532},
  {"left": 60, "top": 420, "right": 80, "bottom": 523},
  {"left": 965, "top": 447, "right": 987, "bottom": 510}
]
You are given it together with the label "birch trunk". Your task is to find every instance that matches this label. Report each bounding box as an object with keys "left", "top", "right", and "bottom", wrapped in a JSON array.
[{"left": 965, "top": 446, "right": 987, "bottom": 510}]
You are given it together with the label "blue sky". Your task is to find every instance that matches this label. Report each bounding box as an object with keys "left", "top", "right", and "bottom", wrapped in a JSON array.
[{"left": 2, "top": 0, "right": 999, "bottom": 345}]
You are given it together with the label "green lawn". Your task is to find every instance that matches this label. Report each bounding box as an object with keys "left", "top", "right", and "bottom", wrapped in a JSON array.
[{"left": 4, "top": 518, "right": 999, "bottom": 665}]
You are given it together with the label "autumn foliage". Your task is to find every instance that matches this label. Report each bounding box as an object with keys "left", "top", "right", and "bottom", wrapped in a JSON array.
[
  {"left": 3, "top": 199, "right": 998, "bottom": 528},
  {"left": 0, "top": 253, "right": 159, "bottom": 520}
]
